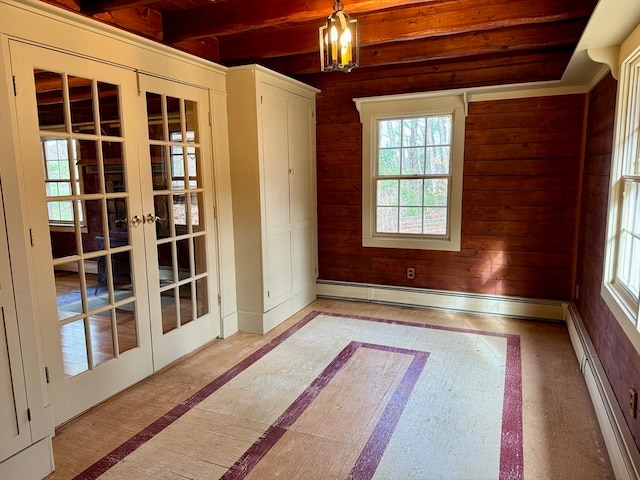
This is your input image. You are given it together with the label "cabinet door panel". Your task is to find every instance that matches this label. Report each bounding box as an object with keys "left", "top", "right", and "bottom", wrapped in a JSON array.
[
  {"left": 265, "top": 231, "right": 293, "bottom": 309},
  {"left": 292, "top": 222, "right": 316, "bottom": 290},
  {"left": 288, "top": 94, "right": 314, "bottom": 225},
  {"left": 0, "top": 182, "right": 31, "bottom": 462},
  {"left": 261, "top": 85, "right": 291, "bottom": 230}
]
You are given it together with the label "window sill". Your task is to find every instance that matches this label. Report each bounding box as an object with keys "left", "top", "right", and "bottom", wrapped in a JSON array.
[
  {"left": 363, "top": 233, "right": 461, "bottom": 252},
  {"left": 601, "top": 283, "right": 640, "bottom": 355}
]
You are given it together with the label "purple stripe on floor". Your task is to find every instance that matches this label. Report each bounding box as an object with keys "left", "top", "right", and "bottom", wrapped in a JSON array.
[
  {"left": 72, "top": 310, "right": 523, "bottom": 480},
  {"left": 221, "top": 342, "right": 429, "bottom": 480}
]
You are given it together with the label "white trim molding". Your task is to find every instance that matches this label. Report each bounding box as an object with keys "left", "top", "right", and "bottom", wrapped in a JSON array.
[
  {"left": 317, "top": 280, "right": 564, "bottom": 321},
  {"left": 565, "top": 304, "right": 640, "bottom": 480}
]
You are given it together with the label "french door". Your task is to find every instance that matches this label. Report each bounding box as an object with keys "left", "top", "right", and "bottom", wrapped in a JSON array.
[
  {"left": 137, "top": 74, "right": 219, "bottom": 371},
  {"left": 10, "top": 41, "right": 220, "bottom": 425}
]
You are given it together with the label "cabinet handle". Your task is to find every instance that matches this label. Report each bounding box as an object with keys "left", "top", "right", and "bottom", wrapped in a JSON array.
[{"left": 289, "top": 169, "right": 295, "bottom": 174}]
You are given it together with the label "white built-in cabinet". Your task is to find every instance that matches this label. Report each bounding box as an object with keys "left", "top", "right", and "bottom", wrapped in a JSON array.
[
  {"left": 227, "top": 65, "right": 319, "bottom": 334},
  {"left": 0, "top": 182, "right": 54, "bottom": 479}
]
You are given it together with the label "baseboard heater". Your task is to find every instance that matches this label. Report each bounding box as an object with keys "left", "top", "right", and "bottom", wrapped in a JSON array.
[
  {"left": 565, "top": 304, "right": 640, "bottom": 480},
  {"left": 316, "top": 280, "right": 564, "bottom": 321}
]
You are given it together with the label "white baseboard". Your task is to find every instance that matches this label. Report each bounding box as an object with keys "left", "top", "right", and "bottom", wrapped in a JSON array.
[
  {"left": 564, "top": 304, "right": 640, "bottom": 480},
  {"left": 316, "top": 280, "right": 565, "bottom": 320},
  {"left": 0, "top": 437, "right": 54, "bottom": 480},
  {"left": 238, "top": 285, "right": 317, "bottom": 334}
]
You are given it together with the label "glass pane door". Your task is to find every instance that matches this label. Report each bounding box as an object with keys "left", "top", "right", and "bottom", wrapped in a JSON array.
[
  {"left": 140, "top": 76, "right": 220, "bottom": 371},
  {"left": 35, "top": 70, "right": 141, "bottom": 378},
  {"left": 11, "top": 41, "right": 153, "bottom": 425}
]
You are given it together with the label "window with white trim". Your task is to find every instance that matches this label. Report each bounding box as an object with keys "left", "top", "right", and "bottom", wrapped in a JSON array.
[
  {"left": 602, "top": 39, "right": 640, "bottom": 353},
  {"left": 356, "top": 94, "right": 465, "bottom": 251},
  {"left": 42, "top": 138, "right": 84, "bottom": 227}
]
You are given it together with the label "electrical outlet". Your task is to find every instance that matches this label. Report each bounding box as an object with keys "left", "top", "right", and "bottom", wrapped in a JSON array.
[
  {"left": 407, "top": 267, "right": 415, "bottom": 280},
  {"left": 630, "top": 388, "right": 638, "bottom": 418}
]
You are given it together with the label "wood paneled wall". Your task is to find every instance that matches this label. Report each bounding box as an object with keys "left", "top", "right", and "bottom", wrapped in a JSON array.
[
  {"left": 576, "top": 73, "right": 640, "bottom": 449},
  {"left": 314, "top": 78, "right": 585, "bottom": 300}
]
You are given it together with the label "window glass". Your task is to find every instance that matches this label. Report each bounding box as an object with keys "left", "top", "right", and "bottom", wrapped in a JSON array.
[{"left": 357, "top": 94, "right": 465, "bottom": 251}]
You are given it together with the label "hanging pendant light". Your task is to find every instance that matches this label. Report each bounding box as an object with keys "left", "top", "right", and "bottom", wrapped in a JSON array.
[{"left": 319, "top": 0, "right": 359, "bottom": 72}]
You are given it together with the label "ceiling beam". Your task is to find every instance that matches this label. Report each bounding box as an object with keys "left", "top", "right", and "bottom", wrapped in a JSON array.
[
  {"left": 218, "top": 0, "right": 593, "bottom": 62},
  {"left": 80, "top": 0, "right": 160, "bottom": 14},
  {"left": 257, "top": 20, "right": 584, "bottom": 75},
  {"left": 162, "top": 0, "right": 443, "bottom": 43}
]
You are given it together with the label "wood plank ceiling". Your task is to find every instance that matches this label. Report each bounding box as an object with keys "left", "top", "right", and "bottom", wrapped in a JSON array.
[{"left": 40, "top": 0, "right": 597, "bottom": 85}]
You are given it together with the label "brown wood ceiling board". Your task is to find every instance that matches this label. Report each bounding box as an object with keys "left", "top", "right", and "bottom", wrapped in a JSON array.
[{"left": 38, "top": 0, "right": 596, "bottom": 82}]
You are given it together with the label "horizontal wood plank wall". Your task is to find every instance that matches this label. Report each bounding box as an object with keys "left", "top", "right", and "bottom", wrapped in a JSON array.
[
  {"left": 313, "top": 72, "right": 584, "bottom": 300},
  {"left": 575, "top": 73, "right": 640, "bottom": 450}
]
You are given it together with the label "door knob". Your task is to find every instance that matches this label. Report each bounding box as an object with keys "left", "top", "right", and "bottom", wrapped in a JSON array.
[
  {"left": 129, "top": 215, "right": 143, "bottom": 227},
  {"left": 146, "top": 213, "right": 165, "bottom": 224}
]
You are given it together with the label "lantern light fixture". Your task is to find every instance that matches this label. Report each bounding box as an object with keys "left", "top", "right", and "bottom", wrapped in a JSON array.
[{"left": 319, "top": 0, "right": 359, "bottom": 72}]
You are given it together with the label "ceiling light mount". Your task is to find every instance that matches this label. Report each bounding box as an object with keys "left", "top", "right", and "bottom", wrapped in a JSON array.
[{"left": 319, "top": 0, "right": 359, "bottom": 73}]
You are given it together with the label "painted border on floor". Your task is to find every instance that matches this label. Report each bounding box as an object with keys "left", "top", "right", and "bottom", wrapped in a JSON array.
[
  {"left": 220, "top": 341, "right": 429, "bottom": 480},
  {"left": 72, "top": 311, "right": 523, "bottom": 480}
]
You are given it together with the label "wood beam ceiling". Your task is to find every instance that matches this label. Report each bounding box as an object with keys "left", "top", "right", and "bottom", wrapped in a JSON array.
[{"left": 42, "top": 0, "right": 597, "bottom": 82}]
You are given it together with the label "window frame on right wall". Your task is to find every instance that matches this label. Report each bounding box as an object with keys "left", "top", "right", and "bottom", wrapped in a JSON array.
[{"left": 602, "top": 32, "right": 640, "bottom": 354}]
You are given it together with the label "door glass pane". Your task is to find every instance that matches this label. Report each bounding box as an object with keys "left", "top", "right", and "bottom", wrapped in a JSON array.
[
  {"left": 161, "top": 288, "right": 177, "bottom": 334},
  {"left": 49, "top": 213, "right": 78, "bottom": 259},
  {"left": 116, "top": 305, "right": 137, "bottom": 353},
  {"left": 191, "top": 192, "right": 204, "bottom": 232},
  {"left": 56, "top": 263, "right": 82, "bottom": 320},
  {"left": 193, "top": 234, "right": 206, "bottom": 275},
  {"left": 34, "top": 69, "right": 65, "bottom": 132},
  {"left": 157, "top": 242, "right": 174, "bottom": 286},
  {"left": 89, "top": 311, "right": 115, "bottom": 367},
  {"left": 171, "top": 146, "right": 186, "bottom": 190},
  {"left": 104, "top": 141, "right": 125, "bottom": 193},
  {"left": 107, "top": 197, "right": 129, "bottom": 246},
  {"left": 150, "top": 145, "right": 168, "bottom": 190},
  {"left": 154, "top": 195, "right": 172, "bottom": 239},
  {"left": 68, "top": 76, "right": 95, "bottom": 134},
  {"left": 180, "top": 282, "right": 193, "bottom": 326},
  {"left": 167, "top": 96, "right": 181, "bottom": 139},
  {"left": 184, "top": 100, "right": 198, "bottom": 143},
  {"left": 111, "top": 250, "right": 133, "bottom": 294},
  {"left": 61, "top": 320, "right": 89, "bottom": 378},
  {"left": 176, "top": 238, "right": 191, "bottom": 280},
  {"left": 187, "top": 146, "right": 200, "bottom": 189},
  {"left": 84, "top": 267, "right": 109, "bottom": 311},
  {"left": 76, "top": 139, "right": 101, "bottom": 195},
  {"left": 173, "top": 194, "right": 187, "bottom": 231},
  {"left": 82, "top": 199, "right": 105, "bottom": 254},
  {"left": 97, "top": 81, "right": 121, "bottom": 137},
  {"left": 196, "top": 277, "right": 208, "bottom": 318},
  {"left": 94, "top": 254, "right": 109, "bottom": 295},
  {"left": 147, "top": 92, "right": 164, "bottom": 140}
]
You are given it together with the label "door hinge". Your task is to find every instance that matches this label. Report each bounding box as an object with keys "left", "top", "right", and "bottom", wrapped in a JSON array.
[
  {"left": 208, "top": 111, "right": 212, "bottom": 126},
  {"left": 27, "top": 408, "right": 31, "bottom": 422},
  {"left": 12, "top": 76, "right": 17, "bottom": 96},
  {"left": 135, "top": 70, "right": 141, "bottom": 95},
  {"left": 213, "top": 206, "right": 217, "bottom": 220},
  {"left": 45, "top": 366, "right": 50, "bottom": 384},
  {"left": 217, "top": 294, "right": 221, "bottom": 305},
  {"left": 267, "top": 290, "right": 270, "bottom": 298},
  {"left": 29, "top": 228, "right": 34, "bottom": 247}
]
